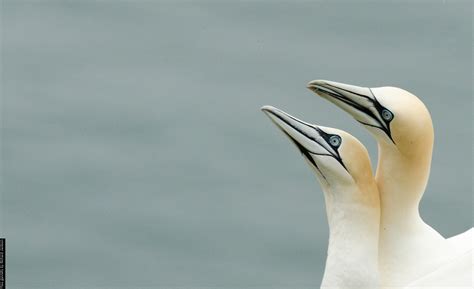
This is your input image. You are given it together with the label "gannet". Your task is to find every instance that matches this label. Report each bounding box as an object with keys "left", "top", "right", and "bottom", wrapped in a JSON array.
[
  {"left": 261, "top": 105, "right": 380, "bottom": 289},
  {"left": 307, "top": 80, "right": 473, "bottom": 286}
]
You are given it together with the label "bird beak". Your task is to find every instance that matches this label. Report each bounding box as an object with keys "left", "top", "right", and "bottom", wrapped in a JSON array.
[
  {"left": 261, "top": 105, "right": 346, "bottom": 173},
  {"left": 307, "top": 80, "right": 393, "bottom": 141}
]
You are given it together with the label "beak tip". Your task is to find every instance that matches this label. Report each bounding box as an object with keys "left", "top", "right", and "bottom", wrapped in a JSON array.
[
  {"left": 306, "top": 79, "right": 326, "bottom": 92},
  {"left": 307, "top": 79, "right": 325, "bottom": 85},
  {"left": 260, "top": 105, "right": 274, "bottom": 113}
]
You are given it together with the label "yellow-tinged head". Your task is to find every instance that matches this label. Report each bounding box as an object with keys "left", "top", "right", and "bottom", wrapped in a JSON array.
[
  {"left": 261, "top": 105, "right": 378, "bottom": 205},
  {"left": 307, "top": 80, "right": 434, "bottom": 158}
]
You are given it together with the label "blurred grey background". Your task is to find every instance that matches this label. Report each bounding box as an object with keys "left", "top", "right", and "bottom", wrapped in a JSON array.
[{"left": 2, "top": 1, "right": 472, "bottom": 288}]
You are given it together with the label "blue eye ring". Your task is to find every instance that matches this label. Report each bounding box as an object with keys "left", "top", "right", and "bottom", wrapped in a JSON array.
[
  {"left": 329, "top": 135, "right": 341, "bottom": 147},
  {"left": 381, "top": 109, "right": 393, "bottom": 121}
]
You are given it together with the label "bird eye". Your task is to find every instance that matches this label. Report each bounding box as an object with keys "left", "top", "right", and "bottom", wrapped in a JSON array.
[
  {"left": 329, "top": 135, "right": 341, "bottom": 147},
  {"left": 381, "top": 109, "right": 393, "bottom": 121}
]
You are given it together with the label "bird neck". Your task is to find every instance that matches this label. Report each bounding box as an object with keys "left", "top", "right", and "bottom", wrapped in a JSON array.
[
  {"left": 375, "top": 141, "right": 432, "bottom": 226},
  {"left": 375, "top": 141, "right": 451, "bottom": 286},
  {"left": 321, "top": 192, "right": 380, "bottom": 289}
]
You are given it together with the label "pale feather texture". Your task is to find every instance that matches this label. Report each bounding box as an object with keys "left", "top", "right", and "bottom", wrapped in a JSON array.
[
  {"left": 319, "top": 132, "right": 380, "bottom": 289},
  {"left": 373, "top": 87, "right": 472, "bottom": 287}
]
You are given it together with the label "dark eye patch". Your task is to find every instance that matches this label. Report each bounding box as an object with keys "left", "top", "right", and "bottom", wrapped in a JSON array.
[
  {"left": 370, "top": 89, "right": 394, "bottom": 125},
  {"left": 314, "top": 127, "right": 342, "bottom": 149},
  {"left": 313, "top": 127, "right": 347, "bottom": 170}
]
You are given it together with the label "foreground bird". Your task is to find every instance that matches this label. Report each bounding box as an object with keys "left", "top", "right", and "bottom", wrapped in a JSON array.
[
  {"left": 261, "top": 105, "right": 380, "bottom": 289},
  {"left": 307, "top": 80, "right": 473, "bottom": 286}
]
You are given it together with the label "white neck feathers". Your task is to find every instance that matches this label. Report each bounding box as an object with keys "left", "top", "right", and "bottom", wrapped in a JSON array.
[{"left": 321, "top": 195, "right": 380, "bottom": 289}]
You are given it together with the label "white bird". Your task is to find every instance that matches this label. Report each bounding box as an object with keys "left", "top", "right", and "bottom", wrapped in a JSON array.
[
  {"left": 307, "top": 80, "right": 473, "bottom": 287},
  {"left": 261, "top": 105, "right": 380, "bottom": 289}
]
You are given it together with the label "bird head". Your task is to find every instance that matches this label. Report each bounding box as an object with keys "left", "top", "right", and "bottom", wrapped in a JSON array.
[
  {"left": 307, "top": 80, "right": 434, "bottom": 158},
  {"left": 261, "top": 105, "right": 376, "bottom": 201}
]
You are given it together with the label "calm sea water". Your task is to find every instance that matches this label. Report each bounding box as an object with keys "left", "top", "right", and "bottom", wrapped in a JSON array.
[{"left": 2, "top": 1, "right": 472, "bottom": 288}]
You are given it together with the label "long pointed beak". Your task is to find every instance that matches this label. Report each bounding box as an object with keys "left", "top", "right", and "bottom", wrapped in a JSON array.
[
  {"left": 307, "top": 80, "right": 392, "bottom": 139},
  {"left": 261, "top": 105, "right": 320, "bottom": 152},
  {"left": 261, "top": 105, "right": 345, "bottom": 171},
  {"left": 307, "top": 80, "right": 371, "bottom": 98}
]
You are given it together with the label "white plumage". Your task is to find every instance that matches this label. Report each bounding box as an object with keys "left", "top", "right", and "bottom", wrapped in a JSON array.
[{"left": 261, "top": 80, "right": 472, "bottom": 288}]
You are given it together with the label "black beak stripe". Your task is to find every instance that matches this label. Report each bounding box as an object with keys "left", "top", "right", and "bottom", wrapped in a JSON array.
[
  {"left": 312, "top": 84, "right": 395, "bottom": 143},
  {"left": 269, "top": 110, "right": 348, "bottom": 172}
]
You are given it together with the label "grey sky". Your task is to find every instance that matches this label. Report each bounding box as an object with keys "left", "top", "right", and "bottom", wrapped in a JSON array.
[{"left": 2, "top": 1, "right": 472, "bottom": 288}]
